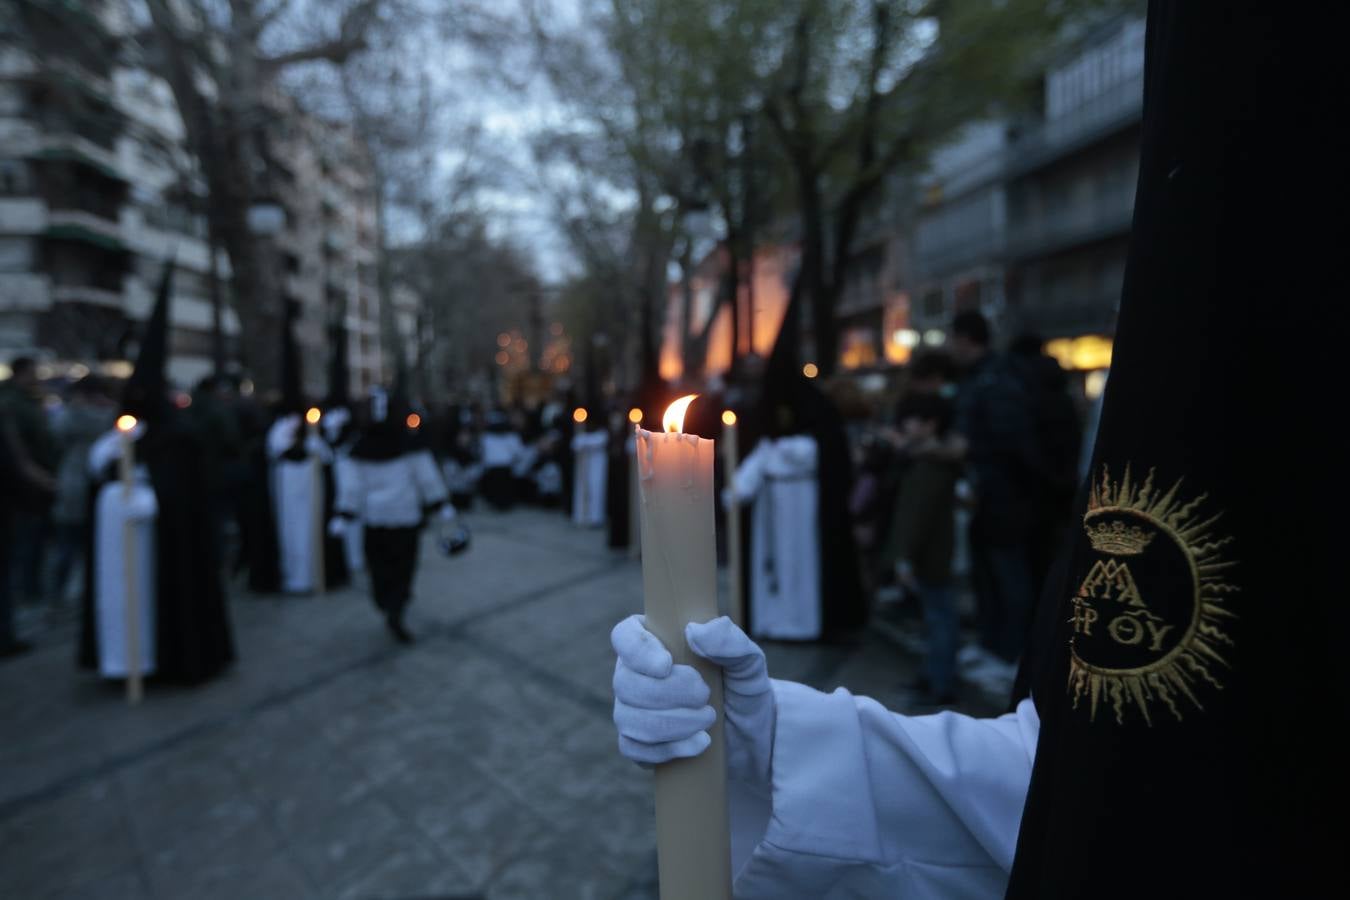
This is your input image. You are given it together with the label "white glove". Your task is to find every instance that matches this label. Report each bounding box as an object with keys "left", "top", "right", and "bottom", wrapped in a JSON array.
[
  {"left": 611, "top": 614, "right": 774, "bottom": 792},
  {"left": 327, "top": 517, "right": 347, "bottom": 538}
]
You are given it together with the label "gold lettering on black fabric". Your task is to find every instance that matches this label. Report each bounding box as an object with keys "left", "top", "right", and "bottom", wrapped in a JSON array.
[{"left": 1067, "top": 466, "right": 1239, "bottom": 726}]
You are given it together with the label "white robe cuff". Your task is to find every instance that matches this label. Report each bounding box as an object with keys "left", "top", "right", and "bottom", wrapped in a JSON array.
[{"left": 731, "top": 680, "right": 1039, "bottom": 899}]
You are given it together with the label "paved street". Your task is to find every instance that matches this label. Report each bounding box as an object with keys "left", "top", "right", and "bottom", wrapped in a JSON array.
[{"left": 0, "top": 509, "right": 1001, "bottom": 900}]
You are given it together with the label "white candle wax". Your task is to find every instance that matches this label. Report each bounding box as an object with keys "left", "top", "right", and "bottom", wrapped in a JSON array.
[{"left": 635, "top": 409, "right": 732, "bottom": 900}]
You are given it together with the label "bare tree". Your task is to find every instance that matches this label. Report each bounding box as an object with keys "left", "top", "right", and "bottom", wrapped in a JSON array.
[{"left": 133, "top": 0, "right": 406, "bottom": 390}]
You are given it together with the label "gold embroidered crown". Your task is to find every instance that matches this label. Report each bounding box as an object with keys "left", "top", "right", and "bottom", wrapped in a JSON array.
[{"left": 1085, "top": 520, "right": 1154, "bottom": 555}]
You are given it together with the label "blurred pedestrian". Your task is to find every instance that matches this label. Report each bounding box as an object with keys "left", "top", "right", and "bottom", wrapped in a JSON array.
[
  {"left": 882, "top": 391, "right": 961, "bottom": 706},
  {"left": 479, "top": 409, "right": 524, "bottom": 510},
  {"left": 951, "top": 311, "right": 1040, "bottom": 679},
  {"left": 334, "top": 390, "right": 453, "bottom": 644},
  {"left": 48, "top": 374, "right": 116, "bottom": 608},
  {"left": 0, "top": 357, "right": 57, "bottom": 606}
]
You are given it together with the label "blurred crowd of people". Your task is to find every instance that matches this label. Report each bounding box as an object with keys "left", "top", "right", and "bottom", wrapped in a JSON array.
[
  {"left": 3, "top": 299, "right": 1101, "bottom": 711},
  {"left": 848, "top": 312, "right": 1100, "bottom": 704}
]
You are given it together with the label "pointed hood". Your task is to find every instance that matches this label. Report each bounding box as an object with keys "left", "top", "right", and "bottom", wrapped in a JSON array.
[
  {"left": 122, "top": 258, "right": 174, "bottom": 422},
  {"left": 280, "top": 298, "right": 304, "bottom": 414},
  {"left": 326, "top": 318, "right": 351, "bottom": 408},
  {"left": 757, "top": 279, "right": 809, "bottom": 436}
]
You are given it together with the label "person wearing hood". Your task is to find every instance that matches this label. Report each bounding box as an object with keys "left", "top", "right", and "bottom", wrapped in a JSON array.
[
  {"left": 265, "top": 299, "right": 329, "bottom": 594},
  {"left": 571, "top": 405, "right": 608, "bottom": 528},
  {"left": 478, "top": 409, "right": 524, "bottom": 511},
  {"left": 79, "top": 262, "right": 235, "bottom": 684},
  {"left": 333, "top": 387, "right": 453, "bottom": 644},
  {"left": 728, "top": 287, "right": 866, "bottom": 641}
]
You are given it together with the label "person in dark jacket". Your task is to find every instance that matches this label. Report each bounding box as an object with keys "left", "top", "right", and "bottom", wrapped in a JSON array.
[
  {"left": 951, "top": 312, "right": 1042, "bottom": 667},
  {"left": 883, "top": 391, "right": 962, "bottom": 706}
]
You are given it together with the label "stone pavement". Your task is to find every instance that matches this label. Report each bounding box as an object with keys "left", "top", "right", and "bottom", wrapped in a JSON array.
[{"left": 0, "top": 509, "right": 1003, "bottom": 900}]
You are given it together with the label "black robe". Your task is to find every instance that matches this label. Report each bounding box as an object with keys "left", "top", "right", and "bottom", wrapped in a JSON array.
[
  {"left": 1006, "top": 4, "right": 1340, "bottom": 896},
  {"left": 79, "top": 418, "right": 236, "bottom": 684}
]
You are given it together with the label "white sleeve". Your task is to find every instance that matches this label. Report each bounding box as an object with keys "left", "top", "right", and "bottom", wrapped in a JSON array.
[
  {"left": 411, "top": 449, "right": 449, "bottom": 508},
  {"left": 731, "top": 444, "right": 768, "bottom": 503},
  {"left": 732, "top": 681, "right": 1039, "bottom": 899},
  {"left": 335, "top": 456, "right": 363, "bottom": 518}
]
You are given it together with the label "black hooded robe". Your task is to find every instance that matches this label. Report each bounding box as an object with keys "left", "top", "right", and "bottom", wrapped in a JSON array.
[
  {"left": 1005, "top": 4, "right": 1340, "bottom": 896},
  {"left": 80, "top": 418, "right": 235, "bottom": 684}
]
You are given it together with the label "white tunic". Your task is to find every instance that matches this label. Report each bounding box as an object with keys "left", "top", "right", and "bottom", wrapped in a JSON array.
[
  {"left": 480, "top": 431, "right": 525, "bottom": 469},
  {"left": 731, "top": 436, "right": 821, "bottom": 640},
  {"left": 332, "top": 452, "right": 365, "bottom": 573},
  {"left": 267, "top": 416, "right": 330, "bottom": 593},
  {"left": 336, "top": 449, "right": 450, "bottom": 528},
  {"left": 731, "top": 683, "right": 1039, "bottom": 898},
  {"left": 571, "top": 430, "right": 608, "bottom": 527},
  {"left": 87, "top": 431, "right": 157, "bottom": 677}
]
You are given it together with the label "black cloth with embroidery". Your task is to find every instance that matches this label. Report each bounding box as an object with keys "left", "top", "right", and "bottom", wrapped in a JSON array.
[{"left": 1005, "top": 4, "right": 1340, "bottom": 898}]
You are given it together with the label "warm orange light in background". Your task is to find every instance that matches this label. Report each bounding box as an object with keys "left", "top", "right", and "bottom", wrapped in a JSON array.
[
  {"left": 116, "top": 414, "right": 137, "bottom": 432},
  {"left": 406, "top": 413, "right": 421, "bottom": 429},
  {"left": 802, "top": 363, "right": 819, "bottom": 379},
  {"left": 550, "top": 322, "right": 564, "bottom": 336},
  {"left": 497, "top": 332, "right": 511, "bottom": 348},
  {"left": 1045, "top": 335, "right": 1114, "bottom": 371},
  {"left": 305, "top": 407, "right": 322, "bottom": 425},
  {"left": 721, "top": 410, "right": 737, "bottom": 426},
  {"left": 628, "top": 407, "right": 643, "bottom": 424},
  {"left": 175, "top": 393, "right": 192, "bottom": 409},
  {"left": 495, "top": 351, "right": 510, "bottom": 366},
  {"left": 573, "top": 407, "right": 588, "bottom": 424},
  {"left": 663, "top": 394, "right": 698, "bottom": 433}
]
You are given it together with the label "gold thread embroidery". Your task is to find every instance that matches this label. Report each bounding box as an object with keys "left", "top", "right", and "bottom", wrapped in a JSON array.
[{"left": 1067, "top": 465, "right": 1239, "bottom": 726}]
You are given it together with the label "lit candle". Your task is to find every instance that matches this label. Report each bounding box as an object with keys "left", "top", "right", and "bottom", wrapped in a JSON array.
[
  {"left": 115, "top": 414, "right": 142, "bottom": 705},
  {"left": 306, "top": 407, "right": 325, "bottom": 594},
  {"left": 628, "top": 408, "right": 643, "bottom": 559},
  {"left": 635, "top": 395, "right": 732, "bottom": 900},
  {"left": 720, "top": 410, "right": 744, "bottom": 629}
]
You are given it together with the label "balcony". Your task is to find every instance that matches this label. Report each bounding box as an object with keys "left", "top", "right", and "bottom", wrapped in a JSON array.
[
  {"left": 1005, "top": 186, "right": 1135, "bottom": 260},
  {"left": 1005, "top": 75, "right": 1143, "bottom": 178},
  {"left": 51, "top": 284, "right": 124, "bottom": 308},
  {"left": 0, "top": 274, "right": 52, "bottom": 311},
  {"left": 45, "top": 209, "right": 127, "bottom": 253},
  {"left": 0, "top": 197, "right": 48, "bottom": 233}
]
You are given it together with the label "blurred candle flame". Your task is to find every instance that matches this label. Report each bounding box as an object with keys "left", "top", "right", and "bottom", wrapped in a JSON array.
[
  {"left": 116, "top": 414, "right": 137, "bottom": 432},
  {"left": 721, "top": 410, "right": 737, "bottom": 426},
  {"left": 305, "top": 407, "right": 322, "bottom": 425}
]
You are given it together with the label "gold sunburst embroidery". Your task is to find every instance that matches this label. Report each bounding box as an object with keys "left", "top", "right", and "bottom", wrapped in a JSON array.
[{"left": 1067, "top": 465, "right": 1238, "bottom": 726}]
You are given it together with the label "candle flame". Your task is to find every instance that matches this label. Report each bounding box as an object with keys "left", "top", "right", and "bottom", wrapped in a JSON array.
[
  {"left": 116, "top": 414, "right": 137, "bottom": 433},
  {"left": 628, "top": 407, "right": 642, "bottom": 424},
  {"left": 573, "top": 407, "right": 587, "bottom": 424},
  {"left": 721, "top": 410, "right": 737, "bottom": 426},
  {"left": 406, "top": 413, "right": 421, "bottom": 429},
  {"left": 305, "top": 407, "right": 322, "bottom": 425},
  {"left": 663, "top": 394, "right": 698, "bottom": 433}
]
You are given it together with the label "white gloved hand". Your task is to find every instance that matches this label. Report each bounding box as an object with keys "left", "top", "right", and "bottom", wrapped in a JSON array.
[
  {"left": 611, "top": 614, "right": 774, "bottom": 792},
  {"left": 327, "top": 517, "right": 347, "bottom": 538}
]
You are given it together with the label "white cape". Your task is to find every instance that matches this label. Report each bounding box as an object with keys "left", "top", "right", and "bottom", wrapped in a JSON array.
[
  {"left": 92, "top": 476, "right": 157, "bottom": 677},
  {"left": 267, "top": 416, "right": 329, "bottom": 593},
  {"left": 571, "top": 430, "right": 608, "bottom": 527},
  {"left": 731, "top": 435, "right": 821, "bottom": 640}
]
